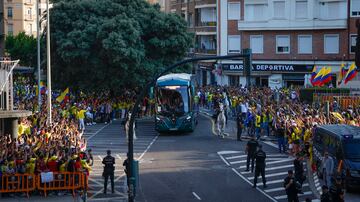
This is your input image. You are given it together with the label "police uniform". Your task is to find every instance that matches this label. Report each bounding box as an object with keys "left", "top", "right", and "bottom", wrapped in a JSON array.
[
  {"left": 253, "top": 147, "right": 267, "bottom": 188},
  {"left": 102, "top": 152, "right": 115, "bottom": 194},
  {"left": 246, "top": 139, "right": 258, "bottom": 172}
]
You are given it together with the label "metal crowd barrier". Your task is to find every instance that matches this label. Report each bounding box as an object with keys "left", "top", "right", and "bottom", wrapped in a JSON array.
[{"left": 0, "top": 172, "right": 87, "bottom": 198}]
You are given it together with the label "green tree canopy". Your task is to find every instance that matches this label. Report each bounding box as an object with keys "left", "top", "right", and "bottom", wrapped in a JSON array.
[
  {"left": 5, "top": 32, "right": 37, "bottom": 67},
  {"left": 50, "top": 0, "right": 193, "bottom": 92}
]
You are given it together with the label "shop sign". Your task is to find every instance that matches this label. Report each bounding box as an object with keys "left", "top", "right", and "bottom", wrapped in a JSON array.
[{"left": 221, "top": 63, "right": 313, "bottom": 73}]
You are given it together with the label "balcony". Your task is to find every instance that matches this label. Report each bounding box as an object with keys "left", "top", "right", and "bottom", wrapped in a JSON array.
[
  {"left": 196, "top": 21, "right": 216, "bottom": 27},
  {"left": 195, "top": 48, "right": 217, "bottom": 55},
  {"left": 24, "top": 0, "right": 33, "bottom": 5},
  {"left": 24, "top": 14, "right": 36, "bottom": 21},
  {"left": 238, "top": 18, "right": 347, "bottom": 31}
]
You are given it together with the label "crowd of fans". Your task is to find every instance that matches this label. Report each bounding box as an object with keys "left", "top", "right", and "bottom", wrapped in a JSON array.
[
  {"left": 197, "top": 85, "right": 360, "bottom": 156},
  {"left": 0, "top": 74, "right": 154, "bottom": 193}
]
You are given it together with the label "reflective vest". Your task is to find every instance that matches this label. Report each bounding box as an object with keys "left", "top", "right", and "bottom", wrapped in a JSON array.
[{"left": 255, "top": 115, "right": 261, "bottom": 128}]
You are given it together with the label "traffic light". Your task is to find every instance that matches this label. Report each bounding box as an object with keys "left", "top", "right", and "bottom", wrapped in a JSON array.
[{"left": 355, "top": 19, "right": 360, "bottom": 71}]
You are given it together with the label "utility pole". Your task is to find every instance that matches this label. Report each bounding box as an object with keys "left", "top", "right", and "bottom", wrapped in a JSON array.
[
  {"left": 46, "top": 0, "right": 52, "bottom": 125},
  {"left": 37, "top": 0, "right": 41, "bottom": 111},
  {"left": 0, "top": 0, "right": 5, "bottom": 56}
]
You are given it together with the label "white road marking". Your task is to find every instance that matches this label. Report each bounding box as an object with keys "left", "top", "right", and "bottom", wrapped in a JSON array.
[
  {"left": 226, "top": 155, "right": 247, "bottom": 160},
  {"left": 229, "top": 160, "right": 247, "bottom": 164},
  {"left": 232, "top": 168, "right": 277, "bottom": 202},
  {"left": 264, "top": 183, "right": 309, "bottom": 193},
  {"left": 136, "top": 135, "right": 158, "bottom": 160},
  {"left": 263, "top": 141, "right": 280, "bottom": 148},
  {"left": 116, "top": 154, "right": 122, "bottom": 160},
  {"left": 264, "top": 158, "right": 294, "bottom": 165},
  {"left": 256, "top": 164, "right": 293, "bottom": 171},
  {"left": 274, "top": 191, "right": 312, "bottom": 200},
  {"left": 248, "top": 171, "right": 288, "bottom": 180},
  {"left": 217, "top": 151, "right": 243, "bottom": 155},
  {"left": 265, "top": 179, "right": 284, "bottom": 185},
  {"left": 97, "top": 155, "right": 102, "bottom": 161},
  {"left": 219, "top": 154, "right": 230, "bottom": 166},
  {"left": 87, "top": 124, "right": 110, "bottom": 141},
  {"left": 192, "top": 192, "right": 201, "bottom": 200}
]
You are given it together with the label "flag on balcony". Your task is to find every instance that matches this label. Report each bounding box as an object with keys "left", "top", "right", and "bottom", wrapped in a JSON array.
[
  {"left": 312, "top": 67, "right": 326, "bottom": 86},
  {"left": 310, "top": 66, "right": 317, "bottom": 86},
  {"left": 319, "top": 67, "right": 332, "bottom": 86},
  {"left": 337, "top": 63, "right": 347, "bottom": 85},
  {"left": 344, "top": 63, "right": 358, "bottom": 84}
]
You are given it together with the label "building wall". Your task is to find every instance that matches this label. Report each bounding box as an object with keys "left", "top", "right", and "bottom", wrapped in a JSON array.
[{"left": 4, "top": 0, "right": 47, "bottom": 37}]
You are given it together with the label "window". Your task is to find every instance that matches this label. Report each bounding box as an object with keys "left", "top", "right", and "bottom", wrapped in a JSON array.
[
  {"left": 351, "top": 0, "right": 360, "bottom": 17},
  {"left": 200, "top": 8, "right": 216, "bottom": 26},
  {"left": 250, "top": 35, "right": 264, "bottom": 54},
  {"left": 324, "top": 34, "right": 339, "bottom": 54},
  {"left": 188, "top": 13, "right": 193, "bottom": 27},
  {"left": 273, "top": 1, "right": 285, "bottom": 19},
  {"left": 8, "top": 24, "right": 13, "bottom": 35},
  {"left": 7, "top": 7, "right": 13, "bottom": 18},
  {"left": 350, "top": 35, "right": 357, "bottom": 54},
  {"left": 228, "top": 2, "right": 241, "bottom": 20},
  {"left": 27, "top": 8, "right": 32, "bottom": 15},
  {"left": 228, "top": 35, "right": 241, "bottom": 53},
  {"left": 298, "top": 35, "right": 312, "bottom": 54},
  {"left": 319, "top": 1, "right": 347, "bottom": 20},
  {"left": 295, "top": 0, "right": 307, "bottom": 19},
  {"left": 245, "top": 3, "right": 268, "bottom": 21},
  {"left": 276, "top": 35, "right": 290, "bottom": 54}
]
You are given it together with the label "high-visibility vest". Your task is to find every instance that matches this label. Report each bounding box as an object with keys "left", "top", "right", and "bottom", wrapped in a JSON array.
[{"left": 255, "top": 115, "right": 261, "bottom": 128}]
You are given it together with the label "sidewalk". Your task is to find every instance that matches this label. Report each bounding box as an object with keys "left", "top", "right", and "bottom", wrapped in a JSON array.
[{"left": 0, "top": 195, "right": 74, "bottom": 202}]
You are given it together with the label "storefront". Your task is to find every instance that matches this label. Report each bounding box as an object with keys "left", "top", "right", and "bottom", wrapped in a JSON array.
[
  {"left": 197, "top": 62, "right": 216, "bottom": 86},
  {"left": 218, "top": 61, "right": 315, "bottom": 88}
]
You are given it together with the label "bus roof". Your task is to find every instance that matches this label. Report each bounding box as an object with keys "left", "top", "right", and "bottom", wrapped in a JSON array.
[
  {"left": 156, "top": 73, "right": 192, "bottom": 86},
  {"left": 316, "top": 124, "right": 360, "bottom": 140}
]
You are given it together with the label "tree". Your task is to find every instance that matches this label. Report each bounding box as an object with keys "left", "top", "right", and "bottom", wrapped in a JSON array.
[
  {"left": 50, "top": 0, "right": 193, "bottom": 92},
  {"left": 5, "top": 32, "right": 37, "bottom": 67}
]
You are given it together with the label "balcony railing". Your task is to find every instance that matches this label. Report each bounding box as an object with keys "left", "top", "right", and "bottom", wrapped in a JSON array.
[
  {"left": 195, "top": 48, "right": 217, "bottom": 54},
  {"left": 196, "top": 21, "right": 216, "bottom": 27}
]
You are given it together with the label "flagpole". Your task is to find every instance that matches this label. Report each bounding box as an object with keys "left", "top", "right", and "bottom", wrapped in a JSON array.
[
  {"left": 46, "top": 0, "right": 52, "bottom": 125},
  {"left": 36, "top": 0, "right": 41, "bottom": 111}
]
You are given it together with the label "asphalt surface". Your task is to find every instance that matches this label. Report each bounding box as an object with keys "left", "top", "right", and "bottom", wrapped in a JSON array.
[{"left": 136, "top": 115, "right": 278, "bottom": 202}]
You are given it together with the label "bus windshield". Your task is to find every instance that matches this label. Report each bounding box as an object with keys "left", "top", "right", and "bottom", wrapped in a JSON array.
[
  {"left": 156, "top": 86, "right": 189, "bottom": 116},
  {"left": 343, "top": 140, "right": 360, "bottom": 159}
]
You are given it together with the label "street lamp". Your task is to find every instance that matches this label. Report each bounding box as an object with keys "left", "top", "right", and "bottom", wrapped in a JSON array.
[{"left": 126, "top": 51, "right": 252, "bottom": 202}]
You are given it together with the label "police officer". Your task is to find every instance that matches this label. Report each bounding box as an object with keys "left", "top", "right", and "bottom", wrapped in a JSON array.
[
  {"left": 284, "top": 170, "right": 299, "bottom": 202},
  {"left": 253, "top": 144, "right": 267, "bottom": 188},
  {"left": 102, "top": 150, "right": 115, "bottom": 194},
  {"left": 321, "top": 185, "right": 331, "bottom": 202},
  {"left": 245, "top": 136, "right": 258, "bottom": 172},
  {"left": 330, "top": 176, "right": 344, "bottom": 202}
]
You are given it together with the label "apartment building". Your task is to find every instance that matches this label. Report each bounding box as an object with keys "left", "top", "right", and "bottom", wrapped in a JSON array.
[
  {"left": 148, "top": 0, "right": 171, "bottom": 12},
  {"left": 216, "top": 0, "right": 360, "bottom": 89},
  {"left": 170, "top": 0, "right": 218, "bottom": 85},
  {"left": 4, "top": 0, "right": 47, "bottom": 37}
]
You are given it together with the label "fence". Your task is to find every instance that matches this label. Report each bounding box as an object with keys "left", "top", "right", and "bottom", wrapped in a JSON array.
[
  {"left": 0, "top": 172, "right": 87, "bottom": 198},
  {"left": 313, "top": 93, "right": 360, "bottom": 109}
]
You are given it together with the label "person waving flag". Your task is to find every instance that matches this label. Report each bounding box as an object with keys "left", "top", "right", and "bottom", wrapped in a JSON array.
[{"left": 337, "top": 63, "right": 347, "bottom": 85}]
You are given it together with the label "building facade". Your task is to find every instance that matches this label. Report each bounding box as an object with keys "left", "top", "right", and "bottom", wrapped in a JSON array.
[
  {"left": 216, "top": 0, "right": 360, "bottom": 89},
  {"left": 148, "top": 0, "right": 171, "bottom": 12},
  {"left": 169, "top": 0, "right": 218, "bottom": 86},
  {"left": 3, "top": 0, "right": 47, "bottom": 37}
]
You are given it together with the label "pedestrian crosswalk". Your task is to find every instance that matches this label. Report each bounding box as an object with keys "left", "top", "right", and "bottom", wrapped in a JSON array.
[
  {"left": 218, "top": 151, "right": 316, "bottom": 202},
  {"left": 83, "top": 119, "right": 158, "bottom": 201}
]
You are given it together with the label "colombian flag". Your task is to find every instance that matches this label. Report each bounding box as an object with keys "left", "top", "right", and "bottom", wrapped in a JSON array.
[
  {"left": 312, "top": 67, "right": 326, "bottom": 86},
  {"left": 344, "top": 63, "right": 358, "bottom": 84},
  {"left": 319, "top": 67, "right": 332, "bottom": 86},
  {"left": 56, "top": 88, "right": 70, "bottom": 107},
  {"left": 310, "top": 66, "right": 317, "bottom": 86},
  {"left": 337, "top": 63, "right": 347, "bottom": 85},
  {"left": 36, "top": 81, "right": 46, "bottom": 96}
]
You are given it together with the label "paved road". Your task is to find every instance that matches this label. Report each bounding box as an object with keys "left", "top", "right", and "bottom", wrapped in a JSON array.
[
  {"left": 84, "top": 119, "right": 158, "bottom": 202},
  {"left": 136, "top": 115, "right": 276, "bottom": 202}
]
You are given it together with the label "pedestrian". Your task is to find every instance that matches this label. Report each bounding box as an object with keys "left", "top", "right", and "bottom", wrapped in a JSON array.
[
  {"left": 294, "top": 153, "right": 305, "bottom": 188},
  {"left": 87, "top": 149, "right": 94, "bottom": 166},
  {"left": 102, "top": 150, "right": 115, "bottom": 194},
  {"left": 322, "top": 151, "right": 334, "bottom": 187},
  {"left": 253, "top": 144, "right": 267, "bottom": 188},
  {"left": 284, "top": 170, "right": 299, "bottom": 202},
  {"left": 245, "top": 136, "right": 258, "bottom": 172},
  {"left": 236, "top": 112, "right": 243, "bottom": 141},
  {"left": 320, "top": 185, "right": 331, "bottom": 202},
  {"left": 330, "top": 176, "right": 344, "bottom": 202},
  {"left": 275, "top": 121, "right": 286, "bottom": 153}
]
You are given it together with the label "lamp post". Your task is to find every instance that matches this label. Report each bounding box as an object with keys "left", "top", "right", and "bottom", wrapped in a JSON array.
[
  {"left": 127, "top": 52, "right": 252, "bottom": 202},
  {"left": 36, "top": 0, "right": 41, "bottom": 111},
  {"left": 46, "top": 0, "right": 52, "bottom": 125}
]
